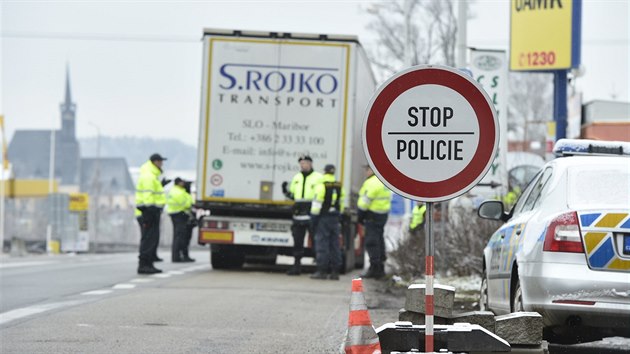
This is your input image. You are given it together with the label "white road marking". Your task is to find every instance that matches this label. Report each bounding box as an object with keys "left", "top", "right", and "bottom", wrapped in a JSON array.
[
  {"left": 81, "top": 290, "right": 113, "bottom": 295},
  {"left": 130, "top": 278, "right": 155, "bottom": 283},
  {"left": 112, "top": 283, "right": 136, "bottom": 290},
  {"left": 0, "top": 261, "right": 58, "bottom": 269},
  {"left": 180, "top": 265, "right": 210, "bottom": 272},
  {"left": 0, "top": 301, "right": 82, "bottom": 325},
  {"left": 2, "top": 260, "right": 208, "bottom": 327},
  {"left": 152, "top": 273, "right": 172, "bottom": 278}
]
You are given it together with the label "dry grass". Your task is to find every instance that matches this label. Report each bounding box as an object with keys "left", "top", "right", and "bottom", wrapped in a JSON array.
[{"left": 388, "top": 207, "right": 502, "bottom": 281}]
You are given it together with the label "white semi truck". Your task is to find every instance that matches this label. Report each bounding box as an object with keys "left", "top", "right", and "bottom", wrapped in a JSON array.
[{"left": 195, "top": 29, "right": 377, "bottom": 271}]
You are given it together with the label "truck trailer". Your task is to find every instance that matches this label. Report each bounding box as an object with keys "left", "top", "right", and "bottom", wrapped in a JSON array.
[{"left": 195, "top": 29, "right": 377, "bottom": 272}]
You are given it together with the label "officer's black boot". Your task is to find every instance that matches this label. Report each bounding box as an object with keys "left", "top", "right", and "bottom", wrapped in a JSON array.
[
  {"left": 286, "top": 258, "right": 301, "bottom": 276},
  {"left": 372, "top": 263, "right": 386, "bottom": 279},
  {"left": 138, "top": 260, "right": 162, "bottom": 275},
  {"left": 329, "top": 270, "right": 340, "bottom": 280},
  {"left": 360, "top": 264, "right": 376, "bottom": 278},
  {"left": 310, "top": 268, "right": 328, "bottom": 280},
  {"left": 181, "top": 249, "right": 195, "bottom": 262}
]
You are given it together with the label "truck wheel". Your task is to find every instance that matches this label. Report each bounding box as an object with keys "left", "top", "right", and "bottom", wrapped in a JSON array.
[
  {"left": 340, "top": 252, "right": 353, "bottom": 275},
  {"left": 210, "top": 251, "right": 229, "bottom": 269},
  {"left": 354, "top": 251, "right": 365, "bottom": 269}
]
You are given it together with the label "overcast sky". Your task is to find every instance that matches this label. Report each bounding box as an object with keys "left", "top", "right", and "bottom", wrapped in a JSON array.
[{"left": 1, "top": 0, "right": 628, "bottom": 145}]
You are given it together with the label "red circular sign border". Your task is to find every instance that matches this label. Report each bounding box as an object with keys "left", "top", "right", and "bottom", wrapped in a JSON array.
[{"left": 364, "top": 66, "right": 497, "bottom": 201}]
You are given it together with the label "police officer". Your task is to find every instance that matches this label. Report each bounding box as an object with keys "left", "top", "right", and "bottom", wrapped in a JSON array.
[
  {"left": 136, "top": 153, "right": 168, "bottom": 274},
  {"left": 409, "top": 202, "right": 427, "bottom": 234},
  {"left": 282, "top": 155, "right": 323, "bottom": 276},
  {"left": 357, "top": 165, "right": 392, "bottom": 279},
  {"left": 135, "top": 208, "right": 143, "bottom": 233},
  {"left": 310, "top": 164, "right": 345, "bottom": 280},
  {"left": 167, "top": 177, "right": 195, "bottom": 262}
]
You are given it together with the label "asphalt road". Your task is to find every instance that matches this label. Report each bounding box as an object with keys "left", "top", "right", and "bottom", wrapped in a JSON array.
[
  {"left": 1, "top": 251, "right": 628, "bottom": 353},
  {"left": 0, "top": 251, "right": 357, "bottom": 353}
]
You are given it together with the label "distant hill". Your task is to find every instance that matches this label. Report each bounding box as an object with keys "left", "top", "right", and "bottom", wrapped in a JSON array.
[{"left": 79, "top": 136, "right": 197, "bottom": 169}]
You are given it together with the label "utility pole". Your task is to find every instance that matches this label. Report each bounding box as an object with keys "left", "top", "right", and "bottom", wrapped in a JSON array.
[
  {"left": 456, "top": 0, "right": 468, "bottom": 68},
  {"left": 0, "top": 114, "right": 6, "bottom": 254},
  {"left": 47, "top": 117, "right": 57, "bottom": 254},
  {"left": 404, "top": 0, "right": 414, "bottom": 67},
  {"left": 89, "top": 122, "right": 101, "bottom": 253}
]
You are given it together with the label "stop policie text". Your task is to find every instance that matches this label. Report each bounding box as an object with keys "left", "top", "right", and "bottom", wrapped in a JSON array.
[{"left": 396, "top": 106, "right": 464, "bottom": 161}]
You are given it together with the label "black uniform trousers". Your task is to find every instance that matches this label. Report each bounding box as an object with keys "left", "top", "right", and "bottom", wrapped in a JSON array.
[
  {"left": 364, "top": 212, "right": 388, "bottom": 266},
  {"left": 290, "top": 220, "right": 313, "bottom": 261},
  {"left": 170, "top": 212, "right": 188, "bottom": 261},
  {"left": 138, "top": 206, "right": 161, "bottom": 266},
  {"left": 314, "top": 213, "right": 342, "bottom": 273}
]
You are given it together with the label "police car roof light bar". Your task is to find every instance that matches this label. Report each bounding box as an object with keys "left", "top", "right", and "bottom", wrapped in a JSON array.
[{"left": 553, "top": 139, "right": 630, "bottom": 157}]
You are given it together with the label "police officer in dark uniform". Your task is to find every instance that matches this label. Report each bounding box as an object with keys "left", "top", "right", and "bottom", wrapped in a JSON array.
[
  {"left": 282, "top": 155, "right": 323, "bottom": 276},
  {"left": 310, "top": 164, "right": 345, "bottom": 280},
  {"left": 357, "top": 165, "right": 392, "bottom": 279},
  {"left": 136, "top": 153, "right": 168, "bottom": 274}
]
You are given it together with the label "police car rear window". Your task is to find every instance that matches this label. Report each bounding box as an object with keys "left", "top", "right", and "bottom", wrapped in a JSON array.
[{"left": 567, "top": 163, "right": 630, "bottom": 209}]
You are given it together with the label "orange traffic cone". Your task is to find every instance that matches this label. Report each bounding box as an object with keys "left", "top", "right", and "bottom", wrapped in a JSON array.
[{"left": 344, "top": 278, "right": 381, "bottom": 354}]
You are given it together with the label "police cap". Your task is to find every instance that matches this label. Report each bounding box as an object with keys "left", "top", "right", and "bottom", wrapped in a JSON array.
[{"left": 298, "top": 155, "right": 313, "bottom": 162}]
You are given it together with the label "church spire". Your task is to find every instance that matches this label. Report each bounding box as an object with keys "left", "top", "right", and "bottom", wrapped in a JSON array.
[
  {"left": 60, "top": 63, "right": 76, "bottom": 139},
  {"left": 64, "top": 64, "right": 72, "bottom": 107}
]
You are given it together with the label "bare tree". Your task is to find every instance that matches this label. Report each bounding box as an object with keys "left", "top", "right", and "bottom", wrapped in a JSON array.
[
  {"left": 364, "top": 0, "right": 457, "bottom": 82},
  {"left": 508, "top": 73, "right": 554, "bottom": 143}
]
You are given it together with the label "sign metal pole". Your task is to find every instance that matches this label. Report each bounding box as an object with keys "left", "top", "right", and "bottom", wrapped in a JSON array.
[
  {"left": 553, "top": 70, "right": 568, "bottom": 141},
  {"left": 425, "top": 201, "right": 434, "bottom": 352},
  {"left": 361, "top": 64, "right": 499, "bottom": 354}
]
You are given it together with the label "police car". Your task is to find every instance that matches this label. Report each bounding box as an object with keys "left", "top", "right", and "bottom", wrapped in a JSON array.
[{"left": 477, "top": 139, "right": 630, "bottom": 340}]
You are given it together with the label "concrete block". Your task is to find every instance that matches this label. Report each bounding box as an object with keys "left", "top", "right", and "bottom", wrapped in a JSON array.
[
  {"left": 494, "top": 312, "right": 543, "bottom": 345},
  {"left": 376, "top": 323, "right": 511, "bottom": 354},
  {"left": 448, "top": 311, "right": 496, "bottom": 333},
  {"left": 405, "top": 283, "right": 455, "bottom": 318},
  {"left": 473, "top": 341, "right": 549, "bottom": 354},
  {"left": 398, "top": 308, "right": 448, "bottom": 325}
]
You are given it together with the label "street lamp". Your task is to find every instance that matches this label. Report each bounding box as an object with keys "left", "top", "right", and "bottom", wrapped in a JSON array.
[{"left": 89, "top": 122, "right": 101, "bottom": 253}]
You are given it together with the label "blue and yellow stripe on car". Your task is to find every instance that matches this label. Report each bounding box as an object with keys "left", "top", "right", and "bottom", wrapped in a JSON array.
[{"left": 580, "top": 212, "right": 630, "bottom": 271}]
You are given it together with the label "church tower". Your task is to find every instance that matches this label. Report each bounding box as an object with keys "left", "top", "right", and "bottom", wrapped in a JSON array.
[
  {"left": 60, "top": 65, "right": 76, "bottom": 140},
  {"left": 57, "top": 64, "right": 80, "bottom": 186}
]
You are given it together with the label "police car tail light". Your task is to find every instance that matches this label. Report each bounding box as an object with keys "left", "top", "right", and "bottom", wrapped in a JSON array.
[{"left": 543, "top": 211, "right": 584, "bottom": 253}]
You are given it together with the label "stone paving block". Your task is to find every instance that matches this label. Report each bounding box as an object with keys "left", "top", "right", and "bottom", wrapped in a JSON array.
[
  {"left": 448, "top": 311, "right": 496, "bottom": 333},
  {"left": 398, "top": 308, "right": 448, "bottom": 325},
  {"left": 405, "top": 283, "right": 455, "bottom": 318},
  {"left": 494, "top": 312, "right": 543, "bottom": 345}
]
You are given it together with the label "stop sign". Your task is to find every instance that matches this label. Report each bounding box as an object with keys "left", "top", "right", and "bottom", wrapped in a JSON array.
[{"left": 362, "top": 65, "right": 499, "bottom": 202}]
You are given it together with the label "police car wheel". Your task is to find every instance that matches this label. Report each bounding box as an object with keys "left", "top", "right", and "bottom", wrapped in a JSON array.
[
  {"left": 479, "top": 275, "right": 489, "bottom": 311},
  {"left": 512, "top": 279, "right": 524, "bottom": 312}
]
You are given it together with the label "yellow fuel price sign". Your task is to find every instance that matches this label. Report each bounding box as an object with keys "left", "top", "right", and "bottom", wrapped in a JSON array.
[
  {"left": 510, "top": 0, "right": 581, "bottom": 71},
  {"left": 69, "top": 193, "right": 89, "bottom": 212}
]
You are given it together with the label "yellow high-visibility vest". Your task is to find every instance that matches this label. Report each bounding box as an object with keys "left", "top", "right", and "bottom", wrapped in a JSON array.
[
  {"left": 357, "top": 175, "right": 391, "bottom": 214},
  {"left": 135, "top": 160, "right": 165, "bottom": 208}
]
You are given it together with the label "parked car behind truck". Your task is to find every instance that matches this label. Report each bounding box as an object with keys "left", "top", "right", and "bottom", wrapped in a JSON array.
[
  {"left": 195, "top": 29, "right": 376, "bottom": 271},
  {"left": 478, "top": 139, "right": 630, "bottom": 341}
]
